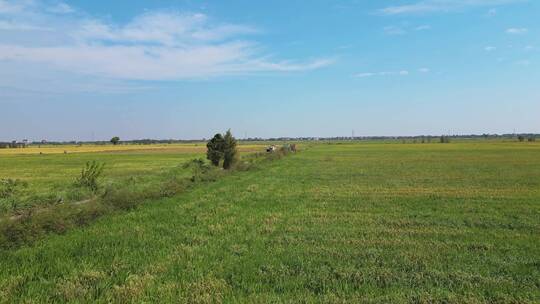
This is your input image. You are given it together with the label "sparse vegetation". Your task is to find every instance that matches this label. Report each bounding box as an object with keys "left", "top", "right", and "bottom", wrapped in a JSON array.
[
  {"left": 75, "top": 161, "right": 105, "bottom": 193},
  {"left": 0, "top": 179, "right": 27, "bottom": 199},
  {"left": 439, "top": 135, "right": 450, "bottom": 143}
]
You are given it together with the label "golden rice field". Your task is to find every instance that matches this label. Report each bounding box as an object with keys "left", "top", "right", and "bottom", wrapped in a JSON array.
[{"left": 0, "top": 143, "right": 265, "bottom": 155}]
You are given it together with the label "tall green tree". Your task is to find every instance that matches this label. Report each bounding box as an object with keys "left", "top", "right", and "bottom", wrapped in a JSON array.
[
  {"left": 206, "top": 133, "right": 225, "bottom": 166},
  {"left": 110, "top": 136, "right": 120, "bottom": 145},
  {"left": 223, "top": 129, "right": 238, "bottom": 169}
]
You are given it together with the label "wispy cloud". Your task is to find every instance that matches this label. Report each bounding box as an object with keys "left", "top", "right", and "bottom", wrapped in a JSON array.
[
  {"left": 0, "top": 0, "right": 332, "bottom": 87},
  {"left": 0, "top": 0, "right": 34, "bottom": 14},
  {"left": 383, "top": 24, "right": 431, "bottom": 35},
  {"left": 415, "top": 25, "right": 431, "bottom": 31},
  {"left": 353, "top": 70, "right": 410, "bottom": 78},
  {"left": 377, "top": 0, "right": 526, "bottom": 16},
  {"left": 47, "top": 2, "right": 74, "bottom": 14},
  {"left": 484, "top": 46, "right": 497, "bottom": 51},
  {"left": 383, "top": 26, "right": 406, "bottom": 35},
  {"left": 0, "top": 20, "right": 51, "bottom": 31},
  {"left": 354, "top": 72, "right": 375, "bottom": 78},
  {"left": 505, "top": 28, "right": 528, "bottom": 34}
]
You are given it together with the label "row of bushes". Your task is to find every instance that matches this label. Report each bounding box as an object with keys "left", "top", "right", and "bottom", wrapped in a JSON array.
[
  {"left": 517, "top": 135, "right": 536, "bottom": 142},
  {"left": 0, "top": 148, "right": 296, "bottom": 249}
]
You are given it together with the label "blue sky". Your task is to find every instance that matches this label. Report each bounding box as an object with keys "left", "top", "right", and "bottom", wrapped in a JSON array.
[{"left": 1, "top": 0, "right": 539, "bottom": 141}]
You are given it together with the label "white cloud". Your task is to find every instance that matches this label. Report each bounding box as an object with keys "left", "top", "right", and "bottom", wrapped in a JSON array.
[
  {"left": 0, "top": 0, "right": 332, "bottom": 85},
  {"left": 353, "top": 70, "right": 410, "bottom": 78},
  {"left": 506, "top": 28, "right": 528, "bottom": 34},
  {"left": 383, "top": 24, "right": 431, "bottom": 35},
  {"left": 484, "top": 46, "right": 497, "bottom": 51},
  {"left": 47, "top": 2, "right": 74, "bottom": 14},
  {"left": 378, "top": 0, "right": 525, "bottom": 15},
  {"left": 418, "top": 68, "right": 430, "bottom": 72},
  {"left": 73, "top": 12, "right": 259, "bottom": 46},
  {"left": 354, "top": 72, "right": 375, "bottom": 78},
  {"left": 0, "top": 0, "right": 34, "bottom": 14},
  {"left": 0, "top": 20, "right": 51, "bottom": 31}
]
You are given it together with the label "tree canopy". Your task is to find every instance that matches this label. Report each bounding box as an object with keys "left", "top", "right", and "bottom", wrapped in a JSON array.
[{"left": 206, "top": 130, "right": 238, "bottom": 169}]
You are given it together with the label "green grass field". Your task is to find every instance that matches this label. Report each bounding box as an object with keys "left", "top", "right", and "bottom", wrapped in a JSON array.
[
  {"left": 1, "top": 141, "right": 539, "bottom": 303},
  {"left": 0, "top": 143, "right": 263, "bottom": 214}
]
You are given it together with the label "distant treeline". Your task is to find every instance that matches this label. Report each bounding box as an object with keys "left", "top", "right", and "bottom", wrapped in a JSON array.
[{"left": 1, "top": 133, "right": 538, "bottom": 148}]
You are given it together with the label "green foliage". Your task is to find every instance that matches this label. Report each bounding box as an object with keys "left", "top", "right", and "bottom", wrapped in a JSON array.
[
  {"left": 528, "top": 136, "right": 536, "bottom": 142},
  {"left": 206, "top": 130, "right": 239, "bottom": 169},
  {"left": 110, "top": 137, "right": 120, "bottom": 145},
  {"left": 439, "top": 135, "right": 450, "bottom": 143},
  {"left": 0, "top": 178, "right": 27, "bottom": 199},
  {"left": 518, "top": 135, "right": 525, "bottom": 142},
  {"left": 0, "top": 202, "right": 108, "bottom": 249},
  {"left": 223, "top": 129, "right": 238, "bottom": 169},
  {"left": 76, "top": 161, "right": 105, "bottom": 192},
  {"left": 101, "top": 186, "right": 142, "bottom": 210},
  {"left": 183, "top": 158, "right": 221, "bottom": 182},
  {"left": 206, "top": 134, "right": 225, "bottom": 166}
]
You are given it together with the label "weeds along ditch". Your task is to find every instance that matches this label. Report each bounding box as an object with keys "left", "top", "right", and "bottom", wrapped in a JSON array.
[{"left": 0, "top": 147, "right": 296, "bottom": 249}]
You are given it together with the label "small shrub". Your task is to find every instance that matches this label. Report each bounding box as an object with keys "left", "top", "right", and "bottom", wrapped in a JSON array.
[
  {"left": 183, "top": 158, "right": 222, "bottom": 182},
  {"left": 234, "top": 160, "right": 257, "bottom": 171},
  {"left": 0, "top": 179, "right": 28, "bottom": 199},
  {"left": 65, "top": 187, "right": 93, "bottom": 202},
  {"left": 101, "top": 186, "right": 141, "bottom": 210},
  {"left": 76, "top": 161, "right": 105, "bottom": 192},
  {"left": 0, "top": 219, "right": 32, "bottom": 248},
  {"left": 25, "top": 192, "right": 63, "bottom": 207},
  {"left": 33, "top": 209, "right": 70, "bottom": 234},
  {"left": 72, "top": 203, "right": 108, "bottom": 226},
  {"left": 528, "top": 137, "right": 536, "bottom": 142},
  {"left": 160, "top": 179, "right": 186, "bottom": 197},
  {"left": 518, "top": 135, "right": 525, "bottom": 142}
]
